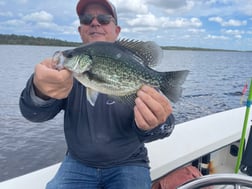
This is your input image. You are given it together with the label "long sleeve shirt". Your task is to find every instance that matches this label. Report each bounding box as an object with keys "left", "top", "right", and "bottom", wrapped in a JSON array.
[{"left": 19, "top": 75, "right": 175, "bottom": 168}]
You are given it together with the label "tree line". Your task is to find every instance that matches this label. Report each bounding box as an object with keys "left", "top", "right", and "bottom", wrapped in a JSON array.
[
  {"left": 0, "top": 34, "right": 81, "bottom": 46},
  {"left": 0, "top": 34, "right": 245, "bottom": 52}
]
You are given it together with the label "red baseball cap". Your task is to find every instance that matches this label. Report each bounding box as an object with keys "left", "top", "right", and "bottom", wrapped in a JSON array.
[{"left": 76, "top": 0, "right": 118, "bottom": 24}]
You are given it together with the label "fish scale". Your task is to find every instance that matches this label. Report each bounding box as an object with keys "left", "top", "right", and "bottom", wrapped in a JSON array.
[{"left": 89, "top": 55, "right": 147, "bottom": 96}]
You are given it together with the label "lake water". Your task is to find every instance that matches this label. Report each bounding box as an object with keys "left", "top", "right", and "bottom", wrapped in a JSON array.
[{"left": 0, "top": 45, "right": 252, "bottom": 181}]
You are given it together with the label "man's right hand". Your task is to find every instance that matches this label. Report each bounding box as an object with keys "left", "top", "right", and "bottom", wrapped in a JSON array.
[{"left": 33, "top": 58, "right": 73, "bottom": 100}]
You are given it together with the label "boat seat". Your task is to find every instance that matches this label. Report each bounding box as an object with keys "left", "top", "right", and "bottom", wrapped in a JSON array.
[{"left": 152, "top": 165, "right": 202, "bottom": 189}]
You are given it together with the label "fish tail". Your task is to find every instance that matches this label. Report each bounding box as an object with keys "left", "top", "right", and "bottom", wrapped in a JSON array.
[{"left": 159, "top": 70, "right": 189, "bottom": 102}]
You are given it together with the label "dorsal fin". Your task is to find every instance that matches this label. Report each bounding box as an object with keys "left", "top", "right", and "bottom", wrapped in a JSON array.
[{"left": 115, "top": 38, "right": 163, "bottom": 67}]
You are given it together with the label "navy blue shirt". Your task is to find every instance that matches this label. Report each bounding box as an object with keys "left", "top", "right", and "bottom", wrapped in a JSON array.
[{"left": 19, "top": 76, "right": 175, "bottom": 168}]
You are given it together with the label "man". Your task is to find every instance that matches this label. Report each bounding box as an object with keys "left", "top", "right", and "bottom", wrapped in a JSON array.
[{"left": 19, "top": 0, "right": 175, "bottom": 188}]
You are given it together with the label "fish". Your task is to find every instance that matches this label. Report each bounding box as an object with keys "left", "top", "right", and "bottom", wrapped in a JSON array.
[{"left": 53, "top": 39, "right": 189, "bottom": 107}]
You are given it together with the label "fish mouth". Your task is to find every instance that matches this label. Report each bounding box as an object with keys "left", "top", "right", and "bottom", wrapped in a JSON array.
[{"left": 52, "top": 51, "right": 65, "bottom": 70}]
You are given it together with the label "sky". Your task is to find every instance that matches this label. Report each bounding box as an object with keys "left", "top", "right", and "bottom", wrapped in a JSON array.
[{"left": 0, "top": 0, "right": 252, "bottom": 51}]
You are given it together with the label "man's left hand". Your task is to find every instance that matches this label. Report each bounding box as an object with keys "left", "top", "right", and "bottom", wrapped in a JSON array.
[{"left": 134, "top": 85, "right": 173, "bottom": 131}]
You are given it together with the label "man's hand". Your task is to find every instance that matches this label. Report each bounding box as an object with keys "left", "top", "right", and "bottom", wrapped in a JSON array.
[
  {"left": 134, "top": 85, "right": 173, "bottom": 131},
  {"left": 33, "top": 58, "right": 73, "bottom": 100}
]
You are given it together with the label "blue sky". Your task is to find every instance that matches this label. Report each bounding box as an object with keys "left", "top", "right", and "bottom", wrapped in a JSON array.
[{"left": 0, "top": 0, "right": 252, "bottom": 50}]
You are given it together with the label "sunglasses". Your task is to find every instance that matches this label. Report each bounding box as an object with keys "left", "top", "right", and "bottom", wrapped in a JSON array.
[{"left": 79, "top": 14, "right": 115, "bottom": 25}]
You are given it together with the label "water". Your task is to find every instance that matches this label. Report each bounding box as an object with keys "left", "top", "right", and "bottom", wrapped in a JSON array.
[
  {"left": 158, "top": 50, "right": 252, "bottom": 121},
  {"left": 0, "top": 45, "right": 251, "bottom": 182}
]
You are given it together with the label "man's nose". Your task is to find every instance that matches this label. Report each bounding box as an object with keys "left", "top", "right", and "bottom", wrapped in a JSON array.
[{"left": 90, "top": 18, "right": 101, "bottom": 27}]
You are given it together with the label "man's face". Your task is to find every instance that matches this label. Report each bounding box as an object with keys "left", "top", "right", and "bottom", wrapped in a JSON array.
[{"left": 78, "top": 4, "right": 121, "bottom": 43}]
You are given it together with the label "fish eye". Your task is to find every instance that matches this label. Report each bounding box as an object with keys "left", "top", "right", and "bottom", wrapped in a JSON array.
[
  {"left": 62, "top": 50, "right": 74, "bottom": 58},
  {"left": 66, "top": 54, "right": 73, "bottom": 58}
]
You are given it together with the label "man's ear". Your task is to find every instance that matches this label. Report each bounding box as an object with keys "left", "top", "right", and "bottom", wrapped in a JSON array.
[{"left": 116, "top": 26, "right": 121, "bottom": 35}]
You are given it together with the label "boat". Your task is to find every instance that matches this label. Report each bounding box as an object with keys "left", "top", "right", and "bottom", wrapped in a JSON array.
[{"left": 0, "top": 79, "right": 251, "bottom": 188}]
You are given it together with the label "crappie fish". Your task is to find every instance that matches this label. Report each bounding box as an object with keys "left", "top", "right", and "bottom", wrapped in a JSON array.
[{"left": 54, "top": 39, "right": 189, "bottom": 106}]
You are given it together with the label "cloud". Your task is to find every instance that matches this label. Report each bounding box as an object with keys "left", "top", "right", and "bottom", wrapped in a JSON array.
[
  {"left": 208, "top": 16, "right": 247, "bottom": 27},
  {"left": 222, "top": 19, "right": 247, "bottom": 27},
  {"left": 205, "top": 34, "right": 229, "bottom": 40},
  {"left": 234, "top": 35, "right": 242, "bottom": 39},
  {"left": 222, "top": 29, "right": 245, "bottom": 35},
  {"left": 238, "top": 0, "right": 252, "bottom": 16},
  {"left": 113, "top": 0, "right": 148, "bottom": 14},
  {"left": 22, "top": 11, "right": 53, "bottom": 23},
  {"left": 188, "top": 28, "right": 206, "bottom": 33},
  {"left": 208, "top": 16, "right": 222, "bottom": 23},
  {"left": 130, "top": 27, "right": 158, "bottom": 33},
  {"left": 0, "top": 11, "right": 13, "bottom": 17},
  {"left": 36, "top": 22, "right": 58, "bottom": 30},
  {"left": 221, "top": 29, "right": 246, "bottom": 39},
  {"left": 160, "top": 17, "right": 202, "bottom": 28},
  {"left": 126, "top": 12, "right": 202, "bottom": 29},
  {"left": 147, "top": 0, "right": 189, "bottom": 9},
  {"left": 127, "top": 0, "right": 192, "bottom": 16},
  {"left": 2, "top": 19, "right": 25, "bottom": 27},
  {"left": 147, "top": 0, "right": 194, "bottom": 14},
  {"left": 0, "top": 6, "right": 79, "bottom": 39},
  {"left": 126, "top": 13, "right": 157, "bottom": 27},
  {"left": 114, "top": 0, "right": 195, "bottom": 17}
]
